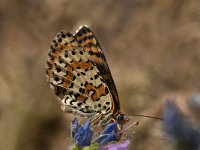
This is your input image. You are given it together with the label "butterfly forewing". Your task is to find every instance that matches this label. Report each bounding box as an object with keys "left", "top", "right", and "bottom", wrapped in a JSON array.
[
  {"left": 74, "top": 26, "right": 120, "bottom": 113},
  {"left": 46, "top": 29, "right": 115, "bottom": 117}
]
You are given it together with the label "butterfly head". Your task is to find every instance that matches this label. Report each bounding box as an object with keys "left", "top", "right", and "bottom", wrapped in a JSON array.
[{"left": 115, "top": 113, "right": 130, "bottom": 125}]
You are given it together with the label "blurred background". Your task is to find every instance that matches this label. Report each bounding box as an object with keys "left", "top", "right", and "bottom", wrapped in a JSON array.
[{"left": 0, "top": 0, "right": 200, "bottom": 150}]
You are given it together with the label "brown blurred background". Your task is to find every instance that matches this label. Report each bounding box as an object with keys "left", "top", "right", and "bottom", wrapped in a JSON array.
[{"left": 0, "top": 0, "right": 200, "bottom": 150}]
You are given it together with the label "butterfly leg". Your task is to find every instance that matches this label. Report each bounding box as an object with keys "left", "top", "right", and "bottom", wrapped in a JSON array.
[
  {"left": 102, "top": 117, "right": 122, "bottom": 130},
  {"left": 91, "top": 112, "right": 104, "bottom": 125},
  {"left": 99, "top": 113, "right": 113, "bottom": 126}
]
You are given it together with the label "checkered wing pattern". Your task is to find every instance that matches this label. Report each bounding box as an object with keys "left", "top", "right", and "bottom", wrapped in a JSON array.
[
  {"left": 46, "top": 26, "right": 120, "bottom": 118},
  {"left": 74, "top": 26, "right": 120, "bottom": 113}
]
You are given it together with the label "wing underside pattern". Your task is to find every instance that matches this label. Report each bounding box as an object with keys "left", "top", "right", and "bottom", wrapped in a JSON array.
[
  {"left": 46, "top": 27, "right": 119, "bottom": 117},
  {"left": 74, "top": 26, "right": 120, "bottom": 113}
]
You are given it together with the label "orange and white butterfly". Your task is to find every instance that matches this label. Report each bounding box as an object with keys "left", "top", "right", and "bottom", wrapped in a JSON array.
[{"left": 46, "top": 25, "right": 129, "bottom": 127}]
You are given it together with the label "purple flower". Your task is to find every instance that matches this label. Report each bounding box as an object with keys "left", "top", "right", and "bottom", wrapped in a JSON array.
[
  {"left": 71, "top": 118, "right": 81, "bottom": 139},
  {"left": 70, "top": 118, "right": 131, "bottom": 149},
  {"left": 72, "top": 119, "right": 93, "bottom": 147},
  {"left": 100, "top": 140, "right": 130, "bottom": 150},
  {"left": 96, "top": 122, "right": 120, "bottom": 145},
  {"left": 163, "top": 100, "right": 200, "bottom": 150}
]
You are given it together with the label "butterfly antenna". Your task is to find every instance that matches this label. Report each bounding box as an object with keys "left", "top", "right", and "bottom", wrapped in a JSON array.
[{"left": 132, "top": 114, "right": 163, "bottom": 120}]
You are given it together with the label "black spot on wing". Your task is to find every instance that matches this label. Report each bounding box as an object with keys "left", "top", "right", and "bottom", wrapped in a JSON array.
[
  {"left": 79, "top": 88, "right": 85, "bottom": 94},
  {"left": 69, "top": 83, "right": 74, "bottom": 88},
  {"left": 70, "top": 99, "right": 76, "bottom": 105}
]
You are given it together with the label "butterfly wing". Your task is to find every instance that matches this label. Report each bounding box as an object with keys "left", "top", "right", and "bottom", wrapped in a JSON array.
[
  {"left": 74, "top": 26, "right": 120, "bottom": 114},
  {"left": 46, "top": 30, "right": 114, "bottom": 117}
]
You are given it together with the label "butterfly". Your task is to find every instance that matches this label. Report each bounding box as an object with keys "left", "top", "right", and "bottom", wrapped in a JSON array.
[{"left": 46, "top": 25, "right": 129, "bottom": 128}]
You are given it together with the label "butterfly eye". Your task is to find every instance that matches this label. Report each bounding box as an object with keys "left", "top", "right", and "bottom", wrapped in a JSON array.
[
  {"left": 116, "top": 114, "right": 125, "bottom": 122},
  {"left": 116, "top": 114, "right": 130, "bottom": 124}
]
